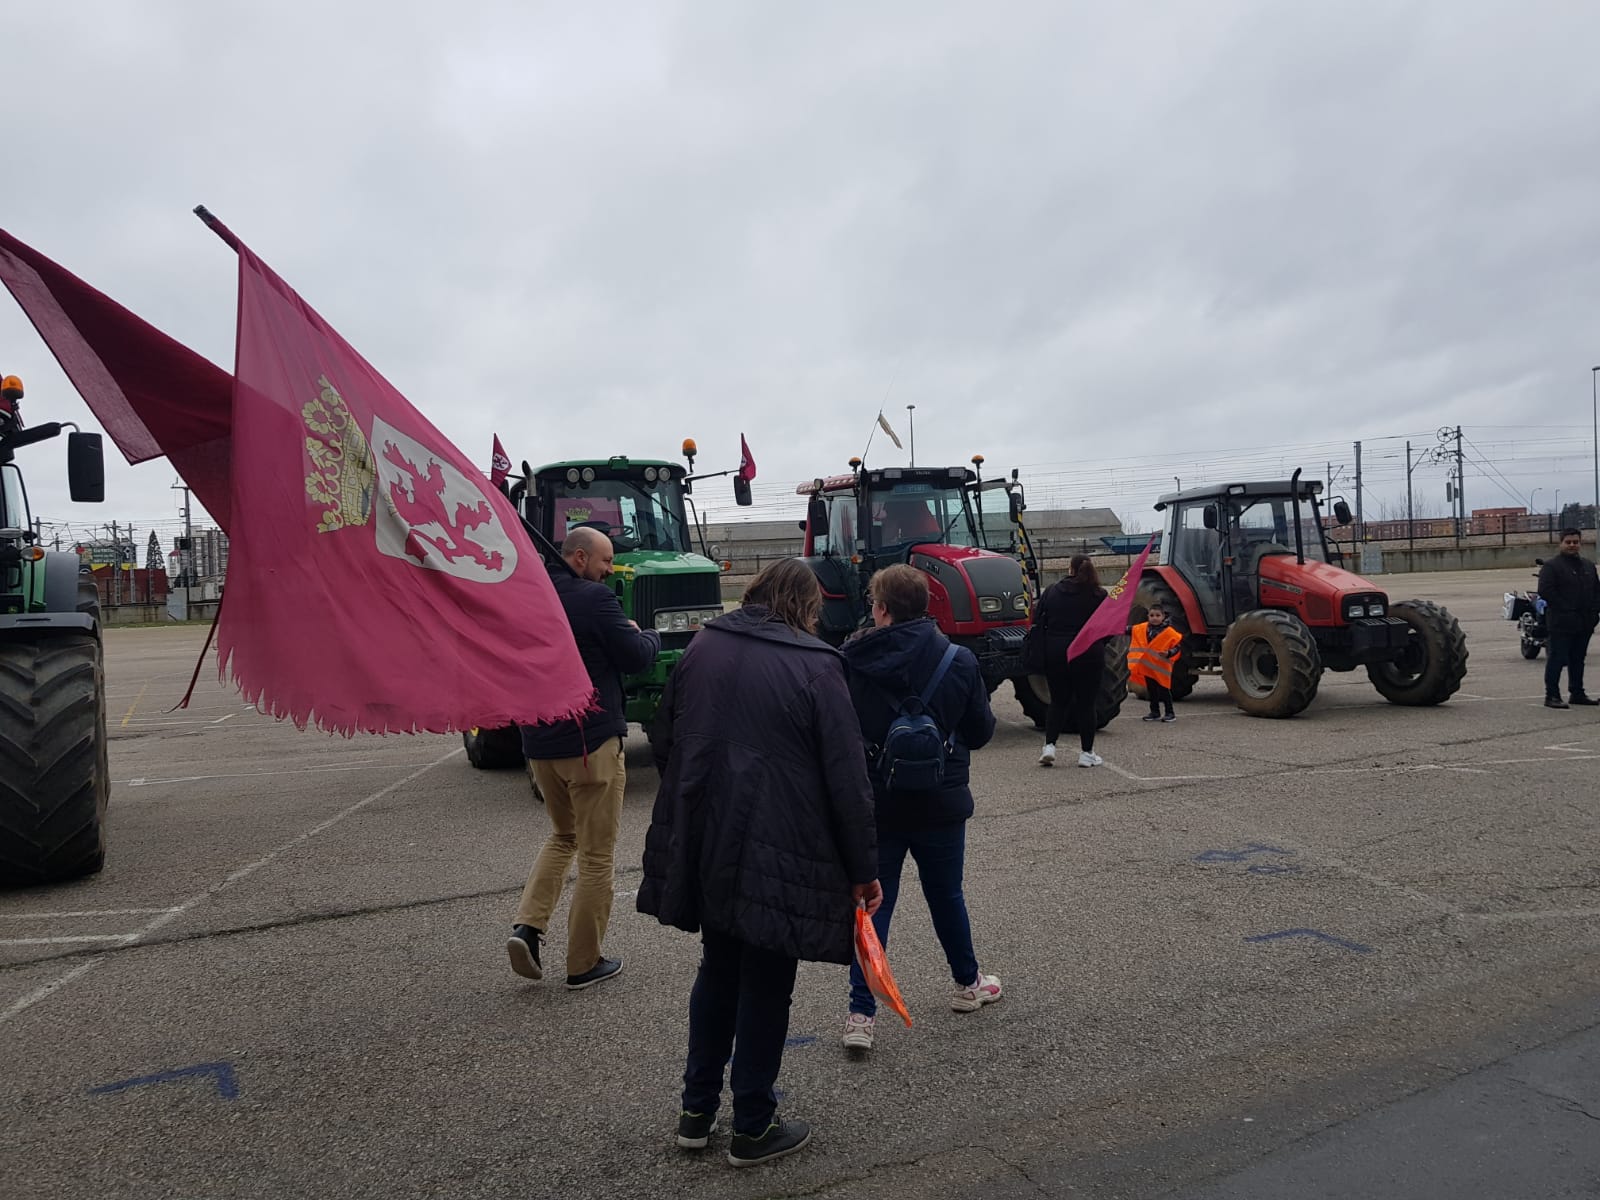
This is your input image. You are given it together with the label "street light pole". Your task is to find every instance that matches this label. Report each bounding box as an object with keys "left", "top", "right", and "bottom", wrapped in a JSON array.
[
  {"left": 1591, "top": 366, "right": 1599, "bottom": 527},
  {"left": 906, "top": 404, "right": 916, "bottom": 468}
]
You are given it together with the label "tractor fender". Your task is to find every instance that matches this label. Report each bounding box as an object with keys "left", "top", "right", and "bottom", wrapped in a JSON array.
[
  {"left": 42, "top": 551, "right": 86, "bottom": 615},
  {"left": 1144, "top": 564, "right": 1209, "bottom": 633},
  {"left": 0, "top": 612, "right": 96, "bottom": 638}
]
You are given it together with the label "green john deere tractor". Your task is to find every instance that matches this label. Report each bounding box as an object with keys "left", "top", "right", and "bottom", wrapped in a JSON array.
[
  {"left": 1, "top": 373, "right": 111, "bottom": 886},
  {"left": 463, "top": 440, "right": 746, "bottom": 769}
]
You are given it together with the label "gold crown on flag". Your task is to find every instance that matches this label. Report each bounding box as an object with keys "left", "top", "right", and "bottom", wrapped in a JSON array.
[{"left": 303, "top": 376, "right": 376, "bottom": 533}]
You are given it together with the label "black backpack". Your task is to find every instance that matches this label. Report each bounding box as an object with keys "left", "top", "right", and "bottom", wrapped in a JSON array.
[{"left": 871, "top": 643, "right": 960, "bottom": 791}]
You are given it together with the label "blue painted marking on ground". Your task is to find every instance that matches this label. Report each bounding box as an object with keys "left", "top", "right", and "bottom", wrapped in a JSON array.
[
  {"left": 783, "top": 1035, "right": 818, "bottom": 1047},
  {"left": 1195, "top": 843, "right": 1295, "bottom": 864},
  {"left": 1244, "top": 928, "right": 1373, "bottom": 953},
  {"left": 1246, "top": 863, "right": 1304, "bottom": 875},
  {"left": 90, "top": 1061, "right": 239, "bottom": 1100}
]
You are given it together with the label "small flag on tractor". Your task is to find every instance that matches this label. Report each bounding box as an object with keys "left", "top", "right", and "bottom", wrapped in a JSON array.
[
  {"left": 489, "top": 434, "right": 511, "bottom": 488},
  {"left": 876, "top": 410, "right": 903, "bottom": 449},
  {"left": 738, "top": 433, "right": 757, "bottom": 482}
]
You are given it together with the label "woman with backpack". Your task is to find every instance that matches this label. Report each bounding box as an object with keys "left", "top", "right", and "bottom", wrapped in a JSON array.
[
  {"left": 1034, "top": 554, "right": 1111, "bottom": 768},
  {"left": 838, "top": 564, "right": 1000, "bottom": 1053}
]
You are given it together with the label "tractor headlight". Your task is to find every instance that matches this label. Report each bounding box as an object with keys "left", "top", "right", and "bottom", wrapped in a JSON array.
[
  {"left": 1345, "top": 602, "right": 1364, "bottom": 620},
  {"left": 1013, "top": 594, "right": 1029, "bottom": 611},
  {"left": 978, "top": 596, "right": 1003, "bottom": 614},
  {"left": 1367, "top": 602, "right": 1385, "bottom": 617},
  {"left": 643, "top": 466, "right": 659, "bottom": 482},
  {"left": 656, "top": 608, "right": 722, "bottom": 632}
]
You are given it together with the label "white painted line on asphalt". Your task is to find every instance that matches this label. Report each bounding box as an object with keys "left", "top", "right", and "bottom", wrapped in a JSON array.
[
  {"left": 211, "top": 713, "right": 237, "bottom": 725},
  {"left": 0, "top": 936, "right": 138, "bottom": 946},
  {"left": 1102, "top": 762, "right": 1225, "bottom": 783},
  {"left": 1303, "top": 763, "right": 1489, "bottom": 776},
  {"left": 0, "top": 959, "right": 103, "bottom": 1025},
  {"left": 113, "top": 760, "right": 393, "bottom": 786},
  {"left": 0, "top": 908, "right": 180, "bottom": 919},
  {"left": 0, "top": 744, "right": 465, "bottom": 1028}
]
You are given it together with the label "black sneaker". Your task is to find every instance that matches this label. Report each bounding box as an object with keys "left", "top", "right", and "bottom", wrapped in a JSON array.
[
  {"left": 727, "top": 1117, "right": 811, "bottom": 1167},
  {"left": 1162, "top": 712, "right": 1177, "bottom": 723},
  {"left": 566, "top": 957, "right": 623, "bottom": 991},
  {"left": 507, "top": 925, "right": 542, "bottom": 980},
  {"left": 1571, "top": 694, "right": 1600, "bottom": 706},
  {"left": 1546, "top": 696, "right": 1571, "bottom": 709},
  {"left": 1142, "top": 713, "right": 1161, "bottom": 722},
  {"left": 676, "top": 1110, "right": 717, "bottom": 1150}
]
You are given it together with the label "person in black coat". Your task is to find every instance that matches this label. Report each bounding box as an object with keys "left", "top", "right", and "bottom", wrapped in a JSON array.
[
  {"left": 1538, "top": 528, "right": 1600, "bottom": 708},
  {"left": 1034, "top": 554, "right": 1110, "bottom": 767},
  {"left": 838, "top": 565, "right": 999, "bottom": 1054},
  {"left": 506, "top": 527, "right": 661, "bottom": 991},
  {"left": 638, "top": 558, "right": 882, "bottom": 1167}
]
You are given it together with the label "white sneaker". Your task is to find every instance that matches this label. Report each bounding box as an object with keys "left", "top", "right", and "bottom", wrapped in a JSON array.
[
  {"left": 952, "top": 972, "right": 1003, "bottom": 1013},
  {"left": 1078, "top": 751, "right": 1103, "bottom": 768},
  {"left": 842, "top": 1012, "right": 875, "bottom": 1050},
  {"left": 1039, "top": 744, "right": 1056, "bottom": 767}
]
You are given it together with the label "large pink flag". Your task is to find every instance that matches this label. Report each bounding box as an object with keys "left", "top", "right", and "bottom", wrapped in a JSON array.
[
  {"left": 0, "top": 222, "right": 594, "bottom": 735},
  {"left": 1066, "top": 537, "right": 1158, "bottom": 662}
]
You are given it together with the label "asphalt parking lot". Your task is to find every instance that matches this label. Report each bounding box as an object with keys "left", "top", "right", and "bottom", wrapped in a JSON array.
[{"left": 3, "top": 566, "right": 1598, "bottom": 1199}]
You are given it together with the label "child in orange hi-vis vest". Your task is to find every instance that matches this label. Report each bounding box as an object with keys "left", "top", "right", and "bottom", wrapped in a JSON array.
[{"left": 1129, "top": 603, "right": 1183, "bottom": 723}]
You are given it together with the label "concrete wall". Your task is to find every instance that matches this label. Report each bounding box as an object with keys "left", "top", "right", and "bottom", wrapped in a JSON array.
[{"left": 1365, "top": 544, "right": 1551, "bottom": 574}]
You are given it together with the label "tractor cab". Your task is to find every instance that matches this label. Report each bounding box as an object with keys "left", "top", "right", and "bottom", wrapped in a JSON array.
[{"left": 1154, "top": 476, "right": 1354, "bottom": 632}]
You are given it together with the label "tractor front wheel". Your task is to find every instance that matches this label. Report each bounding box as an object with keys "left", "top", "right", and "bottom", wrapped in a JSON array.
[
  {"left": 1220, "top": 610, "right": 1322, "bottom": 718},
  {"left": 0, "top": 634, "right": 110, "bottom": 886},
  {"left": 463, "top": 725, "right": 524, "bottom": 769},
  {"left": 1367, "top": 600, "right": 1468, "bottom": 706},
  {"left": 1012, "top": 636, "right": 1129, "bottom": 732}
]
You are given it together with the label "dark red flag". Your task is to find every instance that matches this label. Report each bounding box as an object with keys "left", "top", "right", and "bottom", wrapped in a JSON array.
[
  {"left": 739, "top": 433, "right": 757, "bottom": 482},
  {"left": 489, "top": 435, "right": 511, "bottom": 488}
]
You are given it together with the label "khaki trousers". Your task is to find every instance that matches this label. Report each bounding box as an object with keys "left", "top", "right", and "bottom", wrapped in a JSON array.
[{"left": 515, "top": 739, "right": 626, "bottom": 977}]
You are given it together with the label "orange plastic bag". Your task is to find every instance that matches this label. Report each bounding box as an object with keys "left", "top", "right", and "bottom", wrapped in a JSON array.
[{"left": 855, "top": 905, "right": 913, "bottom": 1027}]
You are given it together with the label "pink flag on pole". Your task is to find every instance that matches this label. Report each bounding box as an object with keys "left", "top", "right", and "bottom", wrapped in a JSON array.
[
  {"left": 738, "top": 433, "right": 757, "bottom": 481},
  {"left": 0, "top": 220, "right": 594, "bottom": 735},
  {"left": 489, "top": 434, "right": 511, "bottom": 488},
  {"left": 1066, "top": 536, "right": 1158, "bottom": 662}
]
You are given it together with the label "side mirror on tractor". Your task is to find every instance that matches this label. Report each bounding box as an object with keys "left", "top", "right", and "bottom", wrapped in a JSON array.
[
  {"left": 1202, "top": 504, "right": 1219, "bottom": 531},
  {"left": 67, "top": 432, "right": 105, "bottom": 503},
  {"left": 806, "top": 496, "right": 828, "bottom": 540},
  {"left": 733, "top": 475, "right": 752, "bottom": 507},
  {"left": 1333, "top": 499, "right": 1353, "bottom": 526},
  {"left": 1008, "top": 490, "right": 1024, "bottom": 523}
]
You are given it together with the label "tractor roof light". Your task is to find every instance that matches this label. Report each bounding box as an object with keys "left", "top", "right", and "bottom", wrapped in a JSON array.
[
  {"left": 643, "top": 466, "right": 659, "bottom": 482},
  {"left": 565, "top": 468, "right": 580, "bottom": 484},
  {"left": 848, "top": 456, "right": 862, "bottom": 469},
  {"left": 971, "top": 453, "right": 984, "bottom": 467},
  {"left": 580, "top": 467, "right": 596, "bottom": 483},
  {"left": 682, "top": 438, "right": 698, "bottom": 457},
  {"left": 1, "top": 375, "right": 22, "bottom": 401}
]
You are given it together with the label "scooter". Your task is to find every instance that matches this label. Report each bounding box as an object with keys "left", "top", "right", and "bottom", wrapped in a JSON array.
[{"left": 1503, "top": 559, "right": 1547, "bottom": 660}]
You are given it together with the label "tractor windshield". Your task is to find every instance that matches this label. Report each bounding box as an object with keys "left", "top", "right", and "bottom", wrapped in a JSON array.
[
  {"left": 867, "top": 481, "right": 976, "bottom": 551},
  {"left": 1, "top": 464, "right": 26, "bottom": 529},
  {"left": 541, "top": 475, "right": 692, "bottom": 553},
  {"left": 1231, "top": 497, "right": 1330, "bottom": 563}
]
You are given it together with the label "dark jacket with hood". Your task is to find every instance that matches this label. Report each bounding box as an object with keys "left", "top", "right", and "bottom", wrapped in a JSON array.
[
  {"left": 1538, "top": 552, "right": 1600, "bottom": 636},
  {"left": 636, "top": 606, "right": 877, "bottom": 965},
  {"left": 1035, "top": 576, "right": 1110, "bottom": 667},
  {"left": 841, "top": 617, "right": 996, "bottom": 832},
  {"left": 520, "top": 568, "right": 661, "bottom": 760}
]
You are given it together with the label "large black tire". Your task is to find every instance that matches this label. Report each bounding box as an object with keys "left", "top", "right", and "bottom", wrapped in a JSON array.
[
  {"left": 1130, "top": 577, "right": 1199, "bottom": 701},
  {"left": 1012, "top": 636, "right": 1129, "bottom": 732},
  {"left": 463, "top": 725, "right": 524, "bottom": 769},
  {"left": 1221, "top": 610, "right": 1323, "bottom": 719},
  {"left": 1367, "top": 599, "right": 1468, "bottom": 706},
  {"left": 0, "top": 634, "right": 110, "bottom": 887}
]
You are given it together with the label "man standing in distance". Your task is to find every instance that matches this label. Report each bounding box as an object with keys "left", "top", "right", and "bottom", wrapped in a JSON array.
[
  {"left": 1539, "top": 528, "right": 1600, "bottom": 709},
  {"left": 508, "top": 526, "right": 662, "bottom": 988}
]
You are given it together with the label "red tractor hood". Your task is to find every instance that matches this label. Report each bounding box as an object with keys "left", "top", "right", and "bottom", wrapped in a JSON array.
[{"left": 1258, "top": 555, "right": 1388, "bottom": 623}]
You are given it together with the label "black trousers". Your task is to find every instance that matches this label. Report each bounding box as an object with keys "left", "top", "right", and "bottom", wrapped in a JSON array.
[
  {"left": 681, "top": 928, "right": 799, "bottom": 1136},
  {"left": 1547, "top": 629, "right": 1593, "bottom": 700},
  {"left": 1045, "top": 647, "right": 1105, "bottom": 752},
  {"left": 1147, "top": 680, "right": 1173, "bottom": 716}
]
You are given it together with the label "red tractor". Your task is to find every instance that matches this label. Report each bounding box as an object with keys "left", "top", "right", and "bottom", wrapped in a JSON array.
[
  {"left": 1131, "top": 471, "right": 1467, "bottom": 718},
  {"left": 797, "top": 457, "right": 1127, "bottom": 731}
]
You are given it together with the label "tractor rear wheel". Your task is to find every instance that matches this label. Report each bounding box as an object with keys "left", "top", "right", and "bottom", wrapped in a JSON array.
[
  {"left": 1013, "top": 635, "right": 1129, "bottom": 732},
  {"left": 0, "top": 634, "right": 110, "bottom": 886},
  {"left": 1130, "top": 577, "right": 1199, "bottom": 701},
  {"left": 463, "top": 725, "right": 524, "bottom": 769},
  {"left": 1220, "top": 610, "right": 1322, "bottom": 719},
  {"left": 1367, "top": 600, "right": 1468, "bottom": 706}
]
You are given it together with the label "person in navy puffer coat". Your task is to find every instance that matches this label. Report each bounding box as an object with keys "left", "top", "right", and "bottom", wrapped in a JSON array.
[{"left": 838, "top": 564, "right": 1001, "bottom": 1054}]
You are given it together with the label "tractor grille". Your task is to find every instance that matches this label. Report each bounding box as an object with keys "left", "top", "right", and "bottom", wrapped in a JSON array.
[
  {"left": 961, "top": 555, "right": 1029, "bottom": 623},
  {"left": 632, "top": 572, "right": 722, "bottom": 630}
]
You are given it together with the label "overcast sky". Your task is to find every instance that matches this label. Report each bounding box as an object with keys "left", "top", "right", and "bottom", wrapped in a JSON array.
[{"left": 5, "top": 0, "right": 1600, "bottom": 548}]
